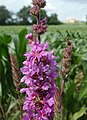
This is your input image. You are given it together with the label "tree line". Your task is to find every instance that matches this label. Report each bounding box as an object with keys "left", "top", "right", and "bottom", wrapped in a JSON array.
[{"left": 0, "top": 6, "right": 62, "bottom": 25}]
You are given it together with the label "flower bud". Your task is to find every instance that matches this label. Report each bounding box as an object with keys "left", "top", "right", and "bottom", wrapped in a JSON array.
[
  {"left": 33, "top": 24, "right": 47, "bottom": 35},
  {"left": 40, "top": 18, "right": 47, "bottom": 25},
  {"left": 30, "top": 5, "right": 39, "bottom": 16},
  {"left": 33, "top": 18, "right": 47, "bottom": 35},
  {"left": 32, "top": 0, "right": 46, "bottom": 8},
  {"left": 25, "top": 33, "right": 36, "bottom": 44}
]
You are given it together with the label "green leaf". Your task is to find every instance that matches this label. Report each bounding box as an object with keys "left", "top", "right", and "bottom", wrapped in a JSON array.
[
  {"left": 79, "top": 82, "right": 87, "bottom": 100},
  {"left": 6, "top": 97, "right": 18, "bottom": 115},
  {"left": 18, "top": 29, "right": 27, "bottom": 55},
  {"left": 71, "top": 107, "right": 87, "bottom": 120},
  {"left": 65, "top": 82, "right": 76, "bottom": 100},
  {"left": 0, "top": 81, "right": 2, "bottom": 104},
  {"left": 1, "top": 46, "right": 9, "bottom": 59},
  {"left": 3, "top": 34, "right": 12, "bottom": 44},
  {"left": 11, "top": 111, "right": 20, "bottom": 120},
  {"left": 17, "top": 29, "right": 28, "bottom": 67},
  {"left": 0, "top": 35, "right": 4, "bottom": 45},
  {"left": 0, "top": 59, "right": 4, "bottom": 99},
  {"left": 0, "top": 82, "right": 2, "bottom": 96},
  {"left": 0, "top": 34, "right": 11, "bottom": 47}
]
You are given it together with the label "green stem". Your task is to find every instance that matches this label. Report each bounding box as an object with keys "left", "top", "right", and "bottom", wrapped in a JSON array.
[
  {"left": 61, "top": 80, "right": 65, "bottom": 96},
  {"left": 17, "top": 94, "right": 23, "bottom": 120}
]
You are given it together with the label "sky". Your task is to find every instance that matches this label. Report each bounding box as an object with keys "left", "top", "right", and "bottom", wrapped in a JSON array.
[{"left": 0, "top": 0, "right": 87, "bottom": 21}]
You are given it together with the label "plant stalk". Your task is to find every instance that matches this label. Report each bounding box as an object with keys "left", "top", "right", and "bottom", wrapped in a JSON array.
[
  {"left": 37, "top": 13, "right": 41, "bottom": 42},
  {"left": 61, "top": 80, "right": 65, "bottom": 96},
  {"left": 17, "top": 93, "right": 23, "bottom": 120},
  {"left": 61, "top": 79, "right": 66, "bottom": 120}
]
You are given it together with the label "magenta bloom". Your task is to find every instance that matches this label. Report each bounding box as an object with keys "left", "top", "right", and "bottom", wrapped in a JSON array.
[
  {"left": 20, "top": 41, "right": 58, "bottom": 120},
  {"left": 25, "top": 33, "right": 36, "bottom": 44}
]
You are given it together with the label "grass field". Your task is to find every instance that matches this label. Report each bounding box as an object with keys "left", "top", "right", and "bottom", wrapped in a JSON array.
[{"left": 0, "top": 23, "right": 87, "bottom": 35}]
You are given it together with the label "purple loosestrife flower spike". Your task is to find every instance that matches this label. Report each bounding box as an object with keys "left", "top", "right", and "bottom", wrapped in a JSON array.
[
  {"left": 20, "top": 0, "right": 58, "bottom": 120},
  {"left": 20, "top": 41, "right": 58, "bottom": 120}
]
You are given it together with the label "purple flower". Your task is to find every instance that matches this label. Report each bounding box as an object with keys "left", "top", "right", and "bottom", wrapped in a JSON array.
[
  {"left": 25, "top": 33, "right": 33, "bottom": 39},
  {"left": 42, "top": 82, "right": 51, "bottom": 90},
  {"left": 20, "top": 41, "right": 58, "bottom": 120},
  {"left": 40, "top": 18, "right": 47, "bottom": 25},
  {"left": 25, "top": 33, "right": 36, "bottom": 44},
  {"left": 47, "top": 98, "right": 54, "bottom": 106}
]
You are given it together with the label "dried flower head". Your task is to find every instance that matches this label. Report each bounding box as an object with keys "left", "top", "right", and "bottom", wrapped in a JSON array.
[
  {"left": 61, "top": 38, "right": 72, "bottom": 78},
  {"left": 10, "top": 53, "right": 20, "bottom": 90}
]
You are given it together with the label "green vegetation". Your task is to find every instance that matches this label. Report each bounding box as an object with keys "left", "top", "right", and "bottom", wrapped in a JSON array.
[
  {"left": 0, "top": 6, "right": 11, "bottom": 25},
  {"left": 0, "top": 23, "right": 87, "bottom": 34},
  {"left": 0, "top": 25, "right": 30, "bottom": 34},
  {"left": 0, "top": 24, "right": 87, "bottom": 119}
]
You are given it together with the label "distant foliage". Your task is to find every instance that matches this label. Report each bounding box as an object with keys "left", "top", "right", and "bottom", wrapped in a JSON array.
[
  {"left": 17, "top": 6, "right": 31, "bottom": 25},
  {"left": 0, "top": 6, "right": 12, "bottom": 25},
  {"left": 0, "top": 5, "right": 61, "bottom": 25},
  {"left": 47, "top": 14, "right": 61, "bottom": 25}
]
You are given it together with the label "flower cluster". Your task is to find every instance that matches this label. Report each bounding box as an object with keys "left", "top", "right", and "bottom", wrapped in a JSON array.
[
  {"left": 30, "top": 0, "right": 47, "bottom": 35},
  {"left": 20, "top": 0, "right": 58, "bottom": 119},
  {"left": 33, "top": 18, "right": 47, "bottom": 35},
  {"left": 20, "top": 40, "right": 58, "bottom": 120},
  {"left": 30, "top": 5, "right": 39, "bottom": 16},
  {"left": 32, "top": 0, "right": 46, "bottom": 8},
  {"left": 30, "top": 0, "right": 46, "bottom": 16}
]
